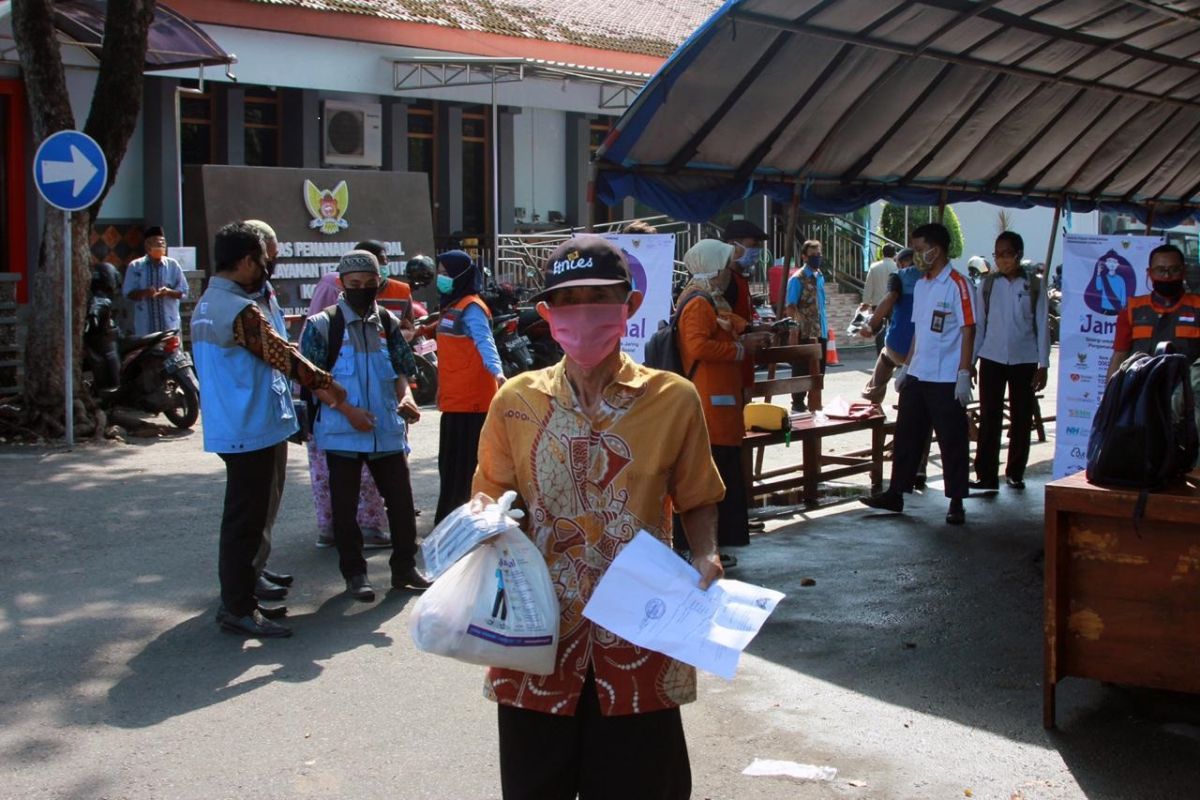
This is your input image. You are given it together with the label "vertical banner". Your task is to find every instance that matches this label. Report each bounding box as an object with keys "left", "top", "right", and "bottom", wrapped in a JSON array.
[
  {"left": 1053, "top": 233, "right": 1163, "bottom": 478},
  {"left": 602, "top": 233, "right": 676, "bottom": 363}
]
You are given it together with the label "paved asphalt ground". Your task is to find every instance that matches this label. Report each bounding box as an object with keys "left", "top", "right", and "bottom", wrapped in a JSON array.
[{"left": 3, "top": 345, "right": 1200, "bottom": 800}]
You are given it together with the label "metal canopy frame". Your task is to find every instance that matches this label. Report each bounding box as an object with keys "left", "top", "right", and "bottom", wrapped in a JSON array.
[{"left": 391, "top": 55, "right": 652, "bottom": 262}]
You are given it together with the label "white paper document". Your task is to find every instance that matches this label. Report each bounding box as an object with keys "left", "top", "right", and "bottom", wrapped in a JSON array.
[{"left": 581, "top": 531, "right": 785, "bottom": 679}]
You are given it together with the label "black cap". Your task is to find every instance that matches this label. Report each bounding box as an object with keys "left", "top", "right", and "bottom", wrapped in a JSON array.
[
  {"left": 534, "top": 235, "right": 630, "bottom": 301},
  {"left": 722, "top": 219, "right": 767, "bottom": 242},
  {"left": 143, "top": 225, "right": 165, "bottom": 239}
]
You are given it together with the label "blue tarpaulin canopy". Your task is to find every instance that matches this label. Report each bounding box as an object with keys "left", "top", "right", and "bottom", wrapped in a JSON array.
[{"left": 594, "top": 0, "right": 1200, "bottom": 226}]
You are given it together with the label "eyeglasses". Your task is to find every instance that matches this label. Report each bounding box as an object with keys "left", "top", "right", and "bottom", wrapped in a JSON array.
[{"left": 993, "top": 251, "right": 1018, "bottom": 259}]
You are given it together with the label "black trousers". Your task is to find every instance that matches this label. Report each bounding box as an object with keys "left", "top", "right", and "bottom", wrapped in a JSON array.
[
  {"left": 327, "top": 451, "right": 419, "bottom": 580},
  {"left": 435, "top": 411, "right": 487, "bottom": 523},
  {"left": 497, "top": 671, "right": 691, "bottom": 800},
  {"left": 890, "top": 379, "right": 969, "bottom": 500},
  {"left": 673, "top": 444, "right": 750, "bottom": 551},
  {"left": 975, "top": 359, "right": 1038, "bottom": 484},
  {"left": 791, "top": 337, "right": 828, "bottom": 410},
  {"left": 218, "top": 444, "right": 279, "bottom": 616}
]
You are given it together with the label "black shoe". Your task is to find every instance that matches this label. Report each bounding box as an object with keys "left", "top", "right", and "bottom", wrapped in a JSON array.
[
  {"left": 392, "top": 567, "right": 432, "bottom": 592},
  {"left": 255, "top": 575, "right": 288, "bottom": 600},
  {"left": 346, "top": 574, "right": 376, "bottom": 603},
  {"left": 946, "top": 500, "right": 965, "bottom": 525},
  {"left": 969, "top": 480, "right": 999, "bottom": 491},
  {"left": 1006, "top": 476, "right": 1026, "bottom": 490},
  {"left": 860, "top": 491, "right": 903, "bottom": 513},
  {"left": 914, "top": 475, "right": 927, "bottom": 490},
  {"left": 747, "top": 519, "right": 765, "bottom": 532},
  {"left": 257, "top": 603, "right": 288, "bottom": 620},
  {"left": 791, "top": 402, "right": 807, "bottom": 413},
  {"left": 261, "top": 569, "right": 293, "bottom": 587},
  {"left": 217, "top": 607, "right": 292, "bottom": 638},
  {"left": 719, "top": 553, "right": 739, "bottom": 569}
]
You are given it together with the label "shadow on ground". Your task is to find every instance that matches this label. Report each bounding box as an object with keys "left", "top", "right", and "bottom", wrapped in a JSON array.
[{"left": 735, "top": 456, "right": 1200, "bottom": 799}]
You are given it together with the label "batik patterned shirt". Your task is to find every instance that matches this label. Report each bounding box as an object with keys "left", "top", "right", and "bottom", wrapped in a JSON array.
[{"left": 472, "top": 354, "right": 725, "bottom": 717}]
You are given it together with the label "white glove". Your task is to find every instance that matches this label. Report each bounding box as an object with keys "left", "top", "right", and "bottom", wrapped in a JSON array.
[
  {"left": 893, "top": 364, "right": 910, "bottom": 392},
  {"left": 955, "top": 370, "right": 973, "bottom": 407},
  {"left": 485, "top": 489, "right": 525, "bottom": 522}
]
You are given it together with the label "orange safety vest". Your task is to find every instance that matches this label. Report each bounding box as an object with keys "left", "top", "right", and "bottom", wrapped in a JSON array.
[
  {"left": 1128, "top": 293, "right": 1200, "bottom": 363},
  {"left": 436, "top": 295, "right": 498, "bottom": 412},
  {"left": 376, "top": 278, "right": 412, "bottom": 318}
]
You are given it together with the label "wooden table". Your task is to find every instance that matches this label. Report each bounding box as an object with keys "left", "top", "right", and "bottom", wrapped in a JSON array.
[{"left": 1043, "top": 470, "right": 1200, "bottom": 728}]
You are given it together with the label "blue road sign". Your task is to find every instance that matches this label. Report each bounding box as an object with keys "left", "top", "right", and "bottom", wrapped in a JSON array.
[{"left": 33, "top": 130, "right": 107, "bottom": 212}]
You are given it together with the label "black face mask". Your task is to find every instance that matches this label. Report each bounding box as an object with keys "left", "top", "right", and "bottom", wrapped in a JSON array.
[
  {"left": 344, "top": 286, "right": 379, "bottom": 315},
  {"left": 1152, "top": 279, "right": 1185, "bottom": 301}
]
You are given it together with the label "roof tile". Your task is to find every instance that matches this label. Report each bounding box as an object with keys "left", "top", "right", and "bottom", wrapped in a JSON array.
[{"left": 247, "top": 0, "right": 721, "bottom": 57}]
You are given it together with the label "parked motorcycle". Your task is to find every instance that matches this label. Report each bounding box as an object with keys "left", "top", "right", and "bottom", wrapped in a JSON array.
[
  {"left": 480, "top": 272, "right": 536, "bottom": 377},
  {"left": 410, "top": 312, "right": 439, "bottom": 407},
  {"left": 85, "top": 328, "right": 200, "bottom": 429}
]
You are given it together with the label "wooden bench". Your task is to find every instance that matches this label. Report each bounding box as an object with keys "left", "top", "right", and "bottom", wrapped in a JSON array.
[{"left": 742, "top": 343, "right": 886, "bottom": 507}]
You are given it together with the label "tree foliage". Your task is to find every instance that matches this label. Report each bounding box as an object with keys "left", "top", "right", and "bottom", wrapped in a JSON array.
[
  {"left": 10, "top": 0, "right": 155, "bottom": 439},
  {"left": 879, "top": 203, "right": 965, "bottom": 259}
]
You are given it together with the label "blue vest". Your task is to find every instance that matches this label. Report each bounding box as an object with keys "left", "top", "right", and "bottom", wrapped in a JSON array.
[
  {"left": 191, "top": 276, "right": 298, "bottom": 453},
  {"left": 310, "top": 299, "right": 408, "bottom": 454},
  {"left": 886, "top": 266, "right": 923, "bottom": 356}
]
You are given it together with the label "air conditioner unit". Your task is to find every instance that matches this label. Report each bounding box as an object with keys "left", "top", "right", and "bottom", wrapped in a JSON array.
[{"left": 322, "top": 100, "right": 382, "bottom": 167}]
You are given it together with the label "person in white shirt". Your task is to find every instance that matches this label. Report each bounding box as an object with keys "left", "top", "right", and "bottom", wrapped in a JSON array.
[
  {"left": 970, "top": 231, "right": 1049, "bottom": 491},
  {"left": 861, "top": 223, "right": 977, "bottom": 525},
  {"left": 122, "top": 225, "right": 188, "bottom": 336},
  {"left": 860, "top": 244, "right": 898, "bottom": 353}
]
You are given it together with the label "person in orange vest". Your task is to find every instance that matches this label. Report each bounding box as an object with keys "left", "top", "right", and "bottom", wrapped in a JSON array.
[
  {"left": 1108, "top": 243, "right": 1200, "bottom": 380},
  {"left": 359, "top": 240, "right": 414, "bottom": 336},
  {"left": 675, "top": 240, "right": 773, "bottom": 562},
  {"left": 433, "top": 250, "right": 506, "bottom": 522}
]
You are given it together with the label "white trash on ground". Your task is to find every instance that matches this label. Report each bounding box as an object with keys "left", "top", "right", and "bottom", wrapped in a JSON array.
[{"left": 742, "top": 759, "right": 838, "bottom": 781}]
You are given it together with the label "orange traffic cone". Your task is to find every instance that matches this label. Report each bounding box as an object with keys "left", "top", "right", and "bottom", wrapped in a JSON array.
[{"left": 826, "top": 327, "right": 841, "bottom": 366}]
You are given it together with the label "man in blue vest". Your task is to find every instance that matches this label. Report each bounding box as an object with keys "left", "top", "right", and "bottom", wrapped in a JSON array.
[
  {"left": 301, "top": 249, "right": 427, "bottom": 602},
  {"left": 243, "top": 219, "right": 295, "bottom": 602},
  {"left": 192, "top": 222, "right": 347, "bottom": 638}
]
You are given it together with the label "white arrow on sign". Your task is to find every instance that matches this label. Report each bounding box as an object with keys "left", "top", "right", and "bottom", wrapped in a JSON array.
[{"left": 40, "top": 144, "right": 99, "bottom": 198}]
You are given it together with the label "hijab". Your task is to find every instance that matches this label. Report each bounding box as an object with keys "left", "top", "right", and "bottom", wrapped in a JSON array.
[
  {"left": 437, "top": 249, "right": 481, "bottom": 308},
  {"left": 678, "top": 239, "right": 735, "bottom": 314}
]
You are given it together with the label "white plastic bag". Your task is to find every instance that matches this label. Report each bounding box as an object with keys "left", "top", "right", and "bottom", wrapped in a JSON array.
[
  {"left": 409, "top": 526, "right": 559, "bottom": 675},
  {"left": 416, "top": 491, "right": 525, "bottom": 580}
]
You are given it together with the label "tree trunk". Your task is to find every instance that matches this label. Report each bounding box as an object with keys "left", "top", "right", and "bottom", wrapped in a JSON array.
[{"left": 12, "top": 0, "right": 155, "bottom": 437}]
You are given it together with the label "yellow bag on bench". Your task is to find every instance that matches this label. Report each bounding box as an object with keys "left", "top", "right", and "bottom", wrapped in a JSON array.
[{"left": 744, "top": 402, "right": 790, "bottom": 432}]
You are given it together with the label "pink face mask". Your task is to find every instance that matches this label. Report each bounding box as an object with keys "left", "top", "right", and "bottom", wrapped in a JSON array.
[{"left": 545, "top": 303, "right": 628, "bottom": 369}]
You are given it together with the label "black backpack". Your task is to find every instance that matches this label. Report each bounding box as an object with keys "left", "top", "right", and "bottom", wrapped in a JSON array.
[
  {"left": 643, "top": 292, "right": 715, "bottom": 379},
  {"left": 1086, "top": 346, "right": 1199, "bottom": 496}
]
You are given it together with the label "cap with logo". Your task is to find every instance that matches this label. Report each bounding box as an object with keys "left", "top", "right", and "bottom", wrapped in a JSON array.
[
  {"left": 722, "top": 219, "right": 768, "bottom": 242},
  {"left": 534, "top": 235, "right": 631, "bottom": 301},
  {"left": 338, "top": 249, "right": 380, "bottom": 276}
]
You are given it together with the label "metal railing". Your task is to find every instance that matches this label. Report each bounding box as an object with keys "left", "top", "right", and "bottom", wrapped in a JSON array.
[{"left": 777, "top": 215, "right": 904, "bottom": 293}]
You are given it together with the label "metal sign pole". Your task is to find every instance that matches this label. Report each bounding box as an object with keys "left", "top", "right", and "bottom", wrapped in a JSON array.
[{"left": 63, "top": 209, "right": 74, "bottom": 447}]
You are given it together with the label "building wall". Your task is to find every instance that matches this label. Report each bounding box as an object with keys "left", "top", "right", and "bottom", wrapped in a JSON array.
[
  {"left": 64, "top": 69, "right": 145, "bottom": 222},
  {"left": 953, "top": 202, "right": 1098, "bottom": 268}
]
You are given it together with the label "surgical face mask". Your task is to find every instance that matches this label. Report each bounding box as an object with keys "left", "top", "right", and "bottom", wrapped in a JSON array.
[
  {"left": 735, "top": 246, "right": 761, "bottom": 270},
  {"left": 913, "top": 247, "right": 938, "bottom": 272},
  {"left": 148, "top": 245, "right": 167, "bottom": 260},
  {"left": 545, "top": 302, "right": 628, "bottom": 370},
  {"left": 807, "top": 254, "right": 823, "bottom": 270},
  {"left": 436, "top": 274, "right": 455, "bottom": 294},
  {"left": 344, "top": 285, "right": 379, "bottom": 315},
  {"left": 1152, "top": 279, "right": 1185, "bottom": 301},
  {"left": 691, "top": 270, "right": 720, "bottom": 283}
]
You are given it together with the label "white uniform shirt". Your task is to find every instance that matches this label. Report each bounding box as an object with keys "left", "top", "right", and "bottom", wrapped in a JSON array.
[
  {"left": 862, "top": 257, "right": 897, "bottom": 307},
  {"left": 909, "top": 264, "right": 977, "bottom": 383},
  {"left": 974, "top": 272, "right": 1050, "bottom": 368}
]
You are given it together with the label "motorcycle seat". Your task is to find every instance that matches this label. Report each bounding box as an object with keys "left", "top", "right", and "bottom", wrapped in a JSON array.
[{"left": 119, "top": 330, "right": 176, "bottom": 355}]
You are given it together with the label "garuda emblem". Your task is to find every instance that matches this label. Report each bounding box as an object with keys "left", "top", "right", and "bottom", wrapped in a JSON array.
[{"left": 303, "top": 179, "right": 349, "bottom": 235}]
